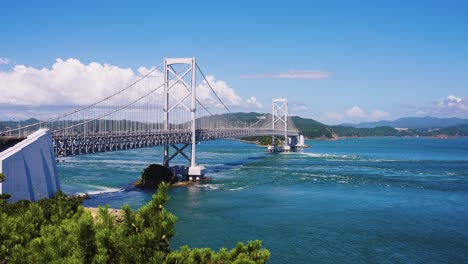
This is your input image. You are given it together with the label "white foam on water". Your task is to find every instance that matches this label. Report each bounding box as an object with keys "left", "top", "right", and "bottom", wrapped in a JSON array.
[
  {"left": 296, "top": 152, "right": 359, "bottom": 159},
  {"left": 207, "top": 163, "right": 225, "bottom": 167},
  {"left": 94, "top": 159, "right": 147, "bottom": 165},
  {"left": 357, "top": 158, "right": 400, "bottom": 162},
  {"left": 303, "top": 153, "right": 329, "bottom": 158},
  {"left": 76, "top": 186, "right": 122, "bottom": 196},
  {"left": 293, "top": 152, "right": 406, "bottom": 163},
  {"left": 225, "top": 186, "right": 249, "bottom": 191},
  {"left": 194, "top": 184, "right": 223, "bottom": 190}
]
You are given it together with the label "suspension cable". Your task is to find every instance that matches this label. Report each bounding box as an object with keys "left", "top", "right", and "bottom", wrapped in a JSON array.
[
  {"left": 196, "top": 63, "right": 249, "bottom": 128},
  {"left": 54, "top": 78, "right": 167, "bottom": 133},
  {"left": 4, "top": 62, "right": 164, "bottom": 133},
  {"left": 196, "top": 63, "right": 232, "bottom": 114}
]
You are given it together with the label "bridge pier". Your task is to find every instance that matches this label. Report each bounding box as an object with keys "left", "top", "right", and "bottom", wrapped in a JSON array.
[
  {"left": 267, "top": 135, "right": 305, "bottom": 153},
  {"left": 269, "top": 98, "right": 290, "bottom": 152},
  {"left": 162, "top": 143, "right": 205, "bottom": 178},
  {"left": 163, "top": 58, "right": 205, "bottom": 178},
  {"left": 267, "top": 98, "right": 306, "bottom": 152}
]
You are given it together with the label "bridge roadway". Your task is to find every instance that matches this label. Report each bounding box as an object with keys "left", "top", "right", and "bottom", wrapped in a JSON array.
[{"left": 52, "top": 128, "right": 300, "bottom": 157}]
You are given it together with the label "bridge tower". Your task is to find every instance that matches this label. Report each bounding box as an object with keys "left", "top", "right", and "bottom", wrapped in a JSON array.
[
  {"left": 271, "top": 98, "right": 291, "bottom": 152},
  {"left": 163, "top": 58, "right": 205, "bottom": 177}
]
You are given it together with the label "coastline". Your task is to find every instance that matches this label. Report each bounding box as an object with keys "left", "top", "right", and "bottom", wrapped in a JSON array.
[
  {"left": 82, "top": 179, "right": 211, "bottom": 221},
  {"left": 237, "top": 138, "right": 310, "bottom": 148},
  {"left": 308, "top": 134, "right": 467, "bottom": 141}
]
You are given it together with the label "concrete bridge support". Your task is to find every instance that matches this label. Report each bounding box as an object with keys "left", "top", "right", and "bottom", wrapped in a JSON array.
[{"left": 0, "top": 129, "right": 60, "bottom": 202}]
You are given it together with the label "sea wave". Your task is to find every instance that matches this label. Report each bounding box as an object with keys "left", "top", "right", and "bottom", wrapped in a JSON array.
[
  {"left": 194, "top": 183, "right": 223, "bottom": 190},
  {"left": 225, "top": 186, "right": 250, "bottom": 191},
  {"left": 297, "top": 152, "right": 359, "bottom": 159},
  {"left": 75, "top": 186, "right": 122, "bottom": 196},
  {"left": 290, "top": 152, "right": 408, "bottom": 162}
]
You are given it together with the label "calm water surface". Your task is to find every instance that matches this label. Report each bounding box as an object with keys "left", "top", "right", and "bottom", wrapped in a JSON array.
[{"left": 58, "top": 138, "right": 468, "bottom": 264}]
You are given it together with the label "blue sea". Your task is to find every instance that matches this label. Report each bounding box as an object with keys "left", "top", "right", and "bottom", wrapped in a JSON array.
[{"left": 57, "top": 138, "right": 468, "bottom": 263}]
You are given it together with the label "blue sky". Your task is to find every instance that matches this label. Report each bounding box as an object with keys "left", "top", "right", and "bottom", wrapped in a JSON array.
[{"left": 1, "top": 0, "right": 467, "bottom": 124}]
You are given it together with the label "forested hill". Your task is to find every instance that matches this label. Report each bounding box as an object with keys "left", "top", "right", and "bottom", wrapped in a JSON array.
[
  {"left": 210, "top": 113, "right": 335, "bottom": 138},
  {"left": 0, "top": 118, "right": 40, "bottom": 131},
  {"left": 225, "top": 113, "right": 468, "bottom": 139},
  {"left": 1, "top": 114, "right": 467, "bottom": 139},
  {"left": 341, "top": 117, "right": 468, "bottom": 129},
  {"left": 290, "top": 116, "right": 404, "bottom": 138}
]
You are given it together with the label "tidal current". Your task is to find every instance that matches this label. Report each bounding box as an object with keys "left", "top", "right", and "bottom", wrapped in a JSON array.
[{"left": 58, "top": 138, "right": 468, "bottom": 263}]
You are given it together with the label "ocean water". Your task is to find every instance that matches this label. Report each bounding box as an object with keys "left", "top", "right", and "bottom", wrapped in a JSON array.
[{"left": 57, "top": 138, "right": 468, "bottom": 263}]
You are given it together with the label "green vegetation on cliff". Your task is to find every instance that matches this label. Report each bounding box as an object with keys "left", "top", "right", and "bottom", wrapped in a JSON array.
[
  {"left": 433, "top": 124, "right": 468, "bottom": 136},
  {"left": 0, "top": 173, "right": 11, "bottom": 200},
  {"left": 330, "top": 126, "right": 400, "bottom": 137},
  {"left": 0, "top": 183, "right": 270, "bottom": 263},
  {"left": 226, "top": 113, "right": 468, "bottom": 139},
  {"left": 243, "top": 136, "right": 285, "bottom": 146},
  {"left": 290, "top": 116, "right": 334, "bottom": 138}
]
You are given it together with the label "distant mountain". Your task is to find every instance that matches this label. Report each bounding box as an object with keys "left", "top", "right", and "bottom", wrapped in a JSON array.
[
  {"left": 341, "top": 117, "right": 468, "bottom": 129},
  {"left": 220, "top": 113, "right": 468, "bottom": 138},
  {"left": 0, "top": 118, "right": 40, "bottom": 131},
  {"left": 2, "top": 115, "right": 467, "bottom": 139},
  {"left": 221, "top": 112, "right": 266, "bottom": 123},
  {"left": 291, "top": 116, "right": 325, "bottom": 127},
  {"left": 222, "top": 113, "right": 332, "bottom": 138},
  {"left": 290, "top": 116, "right": 332, "bottom": 138},
  {"left": 434, "top": 123, "right": 468, "bottom": 135}
]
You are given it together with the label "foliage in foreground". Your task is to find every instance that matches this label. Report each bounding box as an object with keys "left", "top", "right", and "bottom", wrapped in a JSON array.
[
  {"left": 0, "top": 183, "right": 270, "bottom": 263},
  {"left": 0, "top": 173, "right": 10, "bottom": 200}
]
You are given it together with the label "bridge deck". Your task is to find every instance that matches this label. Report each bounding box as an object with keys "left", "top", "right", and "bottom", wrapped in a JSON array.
[{"left": 52, "top": 128, "right": 300, "bottom": 156}]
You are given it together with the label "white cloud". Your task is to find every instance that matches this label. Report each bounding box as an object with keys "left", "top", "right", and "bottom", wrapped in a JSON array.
[
  {"left": 240, "top": 70, "right": 332, "bottom": 80},
  {"left": 429, "top": 94, "right": 468, "bottom": 118},
  {"left": 321, "top": 106, "right": 391, "bottom": 124},
  {"left": 198, "top": 75, "right": 243, "bottom": 107},
  {"left": 0, "top": 58, "right": 260, "bottom": 119},
  {"left": 0, "top": 58, "right": 136, "bottom": 106},
  {"left": 289, "top": 102, "right": 309, "bottom": 114},
  {"left": 246, "top": 96, "right": 264, "bottom": 109},
  {"left": 0, "top": 58, "right": 10, "bottom": 65},
  {"left": 370, "top": 109, "right": 390, "bottom": 120},
  {"left": 345, "top": 106, "right": 367, "bottom": 117},
  {"left": 324, "top": 112, "right": 343, "bottom": 121},
  {"left": 435, "top": 95, "right": 466, "bottom": 110}
]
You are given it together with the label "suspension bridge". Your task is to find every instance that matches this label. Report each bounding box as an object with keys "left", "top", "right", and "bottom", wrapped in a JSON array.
[{"left": 1, "top": 58, "right": 303, "bottom": 178}]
